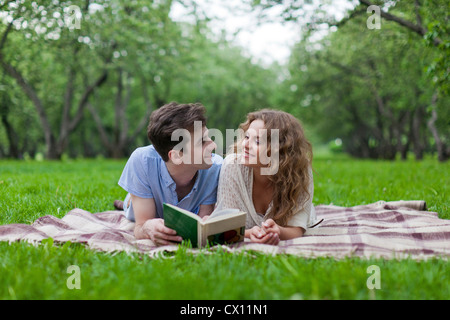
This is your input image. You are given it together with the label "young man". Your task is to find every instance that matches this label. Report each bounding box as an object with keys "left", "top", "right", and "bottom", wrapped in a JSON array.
[{"left": 117, "top": 102, "right": 223, "bottom": 245}]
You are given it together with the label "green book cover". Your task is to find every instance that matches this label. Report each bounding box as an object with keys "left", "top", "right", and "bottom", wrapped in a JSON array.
[
  {"left": 163, "top": 203, "right": 200, "bottom": 247},
  {"left": 163, "top": 203, "right": 246, "bottom": 248}
]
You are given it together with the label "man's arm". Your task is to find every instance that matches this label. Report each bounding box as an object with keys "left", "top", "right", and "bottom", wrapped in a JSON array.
[{"left": 131, "top": 194, "right": 182, "bottom": 245}]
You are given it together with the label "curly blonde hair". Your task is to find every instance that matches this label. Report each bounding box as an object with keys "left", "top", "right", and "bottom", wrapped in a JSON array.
[{"left": 233, "top": 109, "right": 313, "bottom": 226}]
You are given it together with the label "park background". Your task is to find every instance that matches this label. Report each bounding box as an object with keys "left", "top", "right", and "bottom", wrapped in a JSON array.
[
  {"left": 0, "top": 0, "right": 449, "bottom": 300},
  {"left": 0, "top": 0, "right": 448, "bottom": 161}
]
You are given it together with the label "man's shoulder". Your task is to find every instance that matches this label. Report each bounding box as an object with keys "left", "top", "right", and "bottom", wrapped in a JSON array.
[
  {"left": 126, "top": 145, "right": 162, "bottom": 176},
  {"left": 211, "top": 153, "right": 224, "bottom": 167},
  {"left": 199, "top": 154, "right": 223, "bottom": 180},
  {"left": 131, "top": 145, "right": 161, "bottom": 161}
]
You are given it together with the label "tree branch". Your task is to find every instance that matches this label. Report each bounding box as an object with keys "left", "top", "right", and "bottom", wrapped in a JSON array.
[
  {"left": 127, "top": 77, "right": 154, "bottom": 143},
  {"left": 359, "top": 0, "right": 441, "bottom": 45},
  {"left": 414, "top": 0, "right": 423, "bottom": 28},
  {"left": 427, "top": 91, "right": 448, "bottom": 161},
  {"left": 87, "top": 102, "right": 112, "bottom": 150},
  {"left": 60, "top": 66, "right": 76, "bottom": 139},
  {"left": 120, "top": 72, "right": 132, "bottom": 144},
  {"left": 0, "top": 54, "right": 53, "bottom": 149},
  {"left": 114, "top": 67, "right": 123, "bottom": 144},
  {"left": 328, "top": 7, "right": 367, "bottom": 29},
  {"left": 68, "top": 68, "right": 109, "bottom": 132},
  {"left": 67, "top": 41, "right": 117, "bottom": 133},
  {"left": 0, "top": 20, "right": 14, "bottom": 52},
  {"left": 0, "top": 0, "right": 25, "bottom": 51}
]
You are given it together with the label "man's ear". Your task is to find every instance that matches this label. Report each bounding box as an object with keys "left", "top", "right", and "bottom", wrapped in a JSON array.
[{"left": 168, "top": 149, "right": 183, "bottom": 165}]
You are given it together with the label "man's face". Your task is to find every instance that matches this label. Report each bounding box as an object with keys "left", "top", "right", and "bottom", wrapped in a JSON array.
[
  {"left": 172, "top": 123, "right": 217, "bottom": 169},
  {"left": 190, "top": 126, "right": 217, "bottom": 168}
]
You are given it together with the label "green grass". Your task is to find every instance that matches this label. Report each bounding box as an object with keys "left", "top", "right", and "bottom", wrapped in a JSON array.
[{"left": 0, "top": 157, "right": 449, "bottom": 300}]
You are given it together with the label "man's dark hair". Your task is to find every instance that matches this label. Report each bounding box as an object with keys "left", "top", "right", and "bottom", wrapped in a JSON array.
[{"left": 147, "top": 102, "right": 206, "bottom": 161}]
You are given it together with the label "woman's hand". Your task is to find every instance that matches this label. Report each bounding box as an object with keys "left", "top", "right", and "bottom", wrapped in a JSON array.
[
  {"left": 246, "top": 219, "right": 281, "bottom": 245},
  {"left": 261, "top": 219, "right": 281, "bottom": 237}
]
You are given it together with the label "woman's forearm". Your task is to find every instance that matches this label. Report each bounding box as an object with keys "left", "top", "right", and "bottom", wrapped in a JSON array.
[
  {"left": 245, "top": 224, "right": 304, "bottom": 241},
  {"left": 279, "top": 226, "right": 304, "bottom": 240}
]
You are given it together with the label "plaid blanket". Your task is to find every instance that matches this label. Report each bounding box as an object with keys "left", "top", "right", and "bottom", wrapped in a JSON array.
[{"left": 1, "top": 201, "right": 449, "bottom": 260}]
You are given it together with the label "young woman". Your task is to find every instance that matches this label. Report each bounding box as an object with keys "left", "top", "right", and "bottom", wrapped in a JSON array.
[{"left": 215, "top": 109, "right": 320, "bottom": 245}]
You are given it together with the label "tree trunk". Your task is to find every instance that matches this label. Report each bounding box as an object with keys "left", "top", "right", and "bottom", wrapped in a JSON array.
[
  {"left": 411, "top": 106, "right": 425, "bottom": 160},
  {"left": 0, "top": 56, "right": 59, "bottom": 159},
  {"left": 88, "top": 73, "right": 153, "bottom": 158},
  {"left": 427, "top": 92, "right": 448, "bottom": 162},
  {"left": 0, "top": 104, "right": 19, "bottom": 158}
]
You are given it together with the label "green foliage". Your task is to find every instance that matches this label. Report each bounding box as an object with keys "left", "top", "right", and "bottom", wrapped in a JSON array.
[
  {"left": 0, "top": 0, "right": 448, "bottom": 161},
  {"left": 424, "top": 20, "right": 450, "bottom": 95},
  {"left": 0, "top": 0, "right": 282, "bottom": 159},
  {"left": 283, "top": 9, "right": 449, "bottom": 160}
]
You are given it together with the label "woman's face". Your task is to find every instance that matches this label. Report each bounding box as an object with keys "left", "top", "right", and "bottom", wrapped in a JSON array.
[{"left": 241, "top": 119, "right": 271, "bottom": 167}]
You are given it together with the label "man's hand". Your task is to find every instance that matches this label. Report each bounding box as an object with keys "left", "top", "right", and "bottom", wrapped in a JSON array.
[
  {"left": 139, "top": 218, "right": 182, "bottom": 246},
  {"left": 130, "top": 195, "right": 181, "bottom": 245}
]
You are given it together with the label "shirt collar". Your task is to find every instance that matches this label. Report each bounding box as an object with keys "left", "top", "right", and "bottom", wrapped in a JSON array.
[
  {"left": 192, "top": 171, "right": 199, "bottom": 191},
  {"left": 160, "top": 158, "right": 200, "bottom": 191},
  {"left": 160, "top": 159, "right": 176, "bottom": 187}
]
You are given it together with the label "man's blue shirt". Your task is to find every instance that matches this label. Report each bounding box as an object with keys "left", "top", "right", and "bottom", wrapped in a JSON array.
[{"left": 118, "top": 145, "right": 223, "bottom": 221}]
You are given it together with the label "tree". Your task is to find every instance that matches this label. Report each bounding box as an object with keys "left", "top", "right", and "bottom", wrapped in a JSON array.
[
  {"left": 0, "top": 0, "right": 283, "bottom": 159},
  {"left": 284, "top": 12, "right": 448, "bottom": 160},
  {"left": 81, "top": 0, "right": 182, "bottom": 158},
  {"left": 250, "top": 0, "right": 449, "bottom": 160},
  {"left": 0, "top": 0, "right": 114, "bottom": 159}
]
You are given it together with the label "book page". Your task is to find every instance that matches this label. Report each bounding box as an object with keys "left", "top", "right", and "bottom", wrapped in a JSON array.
[
  {"left": 205, "top": 209, "right": 246, "bottom": 225},
  {"left": 209, "top": 208, "right": 241, "bottom": 219},
  {"left": 201, "top": 213, "right": 246, "bottom": 246}
]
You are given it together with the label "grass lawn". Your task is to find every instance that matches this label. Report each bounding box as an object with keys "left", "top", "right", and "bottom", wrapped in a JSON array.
[{"left": 0, "top": 155, "right": 448, "bottom": 300}]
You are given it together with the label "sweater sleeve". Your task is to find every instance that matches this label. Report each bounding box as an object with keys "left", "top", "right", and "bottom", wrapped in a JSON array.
[{"left": 286, "top": 167, "right": 317, "bottom": 230}]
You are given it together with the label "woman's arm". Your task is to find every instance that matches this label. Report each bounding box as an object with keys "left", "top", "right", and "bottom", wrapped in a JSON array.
[
  {"left": 261, "top": 218, "right": 304, "bottom": 240},
  {"left": 245, "top": 226, "right": 280, "bottom": 245},
  {"left": 246, "top": 219, "right": 304, "bottom": 245},
  {"left": 277, "top": 225, "right": 304, "bottom": 240},
  {"left": 198, "top": 204, "right": 215, "bottom": 221}
]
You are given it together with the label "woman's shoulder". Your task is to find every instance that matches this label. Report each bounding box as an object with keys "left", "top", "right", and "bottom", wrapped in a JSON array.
[
  {"left": 223, "top": 153, "right": 241, "bottom": 165},
  {"left": 221, "top": 153, "right": 248, "bottom": 176}
]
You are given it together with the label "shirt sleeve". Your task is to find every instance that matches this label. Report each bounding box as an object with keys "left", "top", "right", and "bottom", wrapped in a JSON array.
[
  {"left": 200, "top": 174, "right": 219, "bottom": 206},
  {"left": 200, "top": 190, "right": 218, "bottom": 206},
  {"left": 118, "top": 148, "right": 154, "bottom": 199},
  {"left": 197, "top": 154, "right": 223, "bottom": 206}
]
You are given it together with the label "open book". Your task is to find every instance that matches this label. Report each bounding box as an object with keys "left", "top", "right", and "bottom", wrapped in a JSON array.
[{"left": 163, "top": 203, "right": 246, "bottom": 248}]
